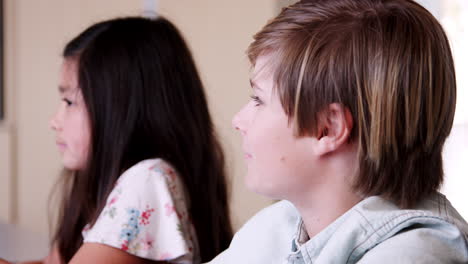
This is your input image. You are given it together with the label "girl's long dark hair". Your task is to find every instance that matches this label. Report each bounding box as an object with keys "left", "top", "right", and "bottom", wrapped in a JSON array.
[{"left": 52, "top": 16, "right": 232, "bottom": 263}]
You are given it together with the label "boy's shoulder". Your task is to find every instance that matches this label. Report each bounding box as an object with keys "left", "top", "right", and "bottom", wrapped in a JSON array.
[
  {"left": 209, "top": 194, "right": 468, "bottom": 264},
  {"left": 316, "top": 194, "right": 468, "bottom": 263}
]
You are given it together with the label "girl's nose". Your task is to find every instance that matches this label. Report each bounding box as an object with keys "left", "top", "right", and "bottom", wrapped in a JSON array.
[
  {"left": 50, "top": 117, "right": 59, "bottom": 131},
  {"left": 49, "top": 110, "right": 62, "bottom": 131}
]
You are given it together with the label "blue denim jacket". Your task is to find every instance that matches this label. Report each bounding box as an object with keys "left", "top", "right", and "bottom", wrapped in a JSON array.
[{"left": 208, "top": 193, "right": 468, "bottom": 263}]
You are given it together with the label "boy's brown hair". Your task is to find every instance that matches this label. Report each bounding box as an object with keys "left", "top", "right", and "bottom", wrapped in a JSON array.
[{"left": 248, "top": 0, "right": 456, "bottom": 207}]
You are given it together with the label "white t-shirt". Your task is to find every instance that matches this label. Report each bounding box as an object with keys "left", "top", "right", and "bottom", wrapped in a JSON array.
[{"left": 82, "top": 158, "right": 199, "bottom": 263}]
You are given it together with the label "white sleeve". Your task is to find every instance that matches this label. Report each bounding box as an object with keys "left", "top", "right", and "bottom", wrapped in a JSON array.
[
  {"left": 207, "top": 200, "right": 299, "bottom": 264},
  {"left": 82, "top": 159, "right": 197, "bottom": 263}
]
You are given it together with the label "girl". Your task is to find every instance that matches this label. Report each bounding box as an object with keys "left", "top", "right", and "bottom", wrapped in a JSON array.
[
  {"left": 209, "top": 0, "right": 468, "bottom": 263},
  {"left": 32, "top": 16, "right": 232, "bottom": 264}
]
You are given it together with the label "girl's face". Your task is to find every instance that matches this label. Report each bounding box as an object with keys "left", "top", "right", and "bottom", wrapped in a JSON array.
[
  {"left": 232, "top": 55, "right": 322, "bottom": 200},
  {"left": 50, "top": 59, "right": 91, "bottom": 171}
]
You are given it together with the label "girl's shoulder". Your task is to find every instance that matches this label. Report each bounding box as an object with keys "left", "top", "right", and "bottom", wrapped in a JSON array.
[
  {"left": 108, "top": 158, "right": 188, "bottom": 214},
  {"left": 122, "top": 158, "right": 177, "bottom": 176},
  {"left": 116, "top": 158, "right": 180, "bottom": 188},
  {"left": 82, "top": 158, "right": 198, "bottom": 262}
]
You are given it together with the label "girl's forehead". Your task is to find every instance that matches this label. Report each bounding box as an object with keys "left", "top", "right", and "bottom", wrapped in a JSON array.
[
  {"left": 59, "top": 59, "right": 80, "bottom": 94},
  {"left": 61, "top": 58, "right": 78, "bottom": 76},
  {"left": 58, "top": 85, "right": 81, "bottom": 97}
]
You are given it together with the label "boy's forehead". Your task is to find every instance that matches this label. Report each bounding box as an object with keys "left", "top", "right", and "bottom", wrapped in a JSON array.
[{"left": 251, "top": 55, "right": 275, "bottom": 83}]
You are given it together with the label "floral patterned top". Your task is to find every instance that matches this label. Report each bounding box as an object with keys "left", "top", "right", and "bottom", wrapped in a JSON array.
[{"left": 82, "top": 158, "right": 200, "bottom": 263}]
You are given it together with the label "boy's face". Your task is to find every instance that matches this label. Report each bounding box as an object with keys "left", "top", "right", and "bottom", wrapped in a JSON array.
[{"left": 232, "top": 55, "right": 323, "bottom": 200}]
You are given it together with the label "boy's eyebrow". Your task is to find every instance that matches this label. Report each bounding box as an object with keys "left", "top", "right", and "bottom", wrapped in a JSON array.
[{"left": 249, "top": 79, "right": 263, "bottom": 91}]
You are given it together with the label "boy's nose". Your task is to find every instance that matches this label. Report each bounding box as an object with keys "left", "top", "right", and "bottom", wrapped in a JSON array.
[{"left": 232, "top": 110, "right": 246, "bottom": 136}]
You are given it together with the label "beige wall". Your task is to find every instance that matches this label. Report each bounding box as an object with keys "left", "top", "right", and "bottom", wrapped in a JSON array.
[
  {"left": 157, "top": 0, "right": 274, "bottom": 229},
  {"left": 0, "top": 0, "right": 17, "bottom": 223},
  {"left": 0, "top": 126, "right": 13, "bottom": 222},
  {"left": 1, "top": 0, "right": 276, "bottom": 236}
]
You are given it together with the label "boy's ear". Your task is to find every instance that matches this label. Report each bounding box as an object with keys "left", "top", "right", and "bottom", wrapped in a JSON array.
[{"left": 314, "top": 103, "right": 353, "bottom": 156}]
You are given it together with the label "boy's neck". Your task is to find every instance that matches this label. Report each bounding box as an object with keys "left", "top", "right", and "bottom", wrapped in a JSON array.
[
  {"left": 291, "top": 144, "right": 362, "bottom": 239},
  {"left": 294, "top": 187, "right": 362, "bottom": 239}
]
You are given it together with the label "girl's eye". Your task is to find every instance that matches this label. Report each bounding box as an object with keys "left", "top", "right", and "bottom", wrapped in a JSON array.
[
  {"left": 250, "top": 95, "right": 263, "bottom": 106},
  {"left": 63, "top": 98, "right": 73, "bottom": 106}
]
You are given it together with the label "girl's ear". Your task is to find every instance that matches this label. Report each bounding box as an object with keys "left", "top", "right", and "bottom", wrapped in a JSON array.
[{"left": 314, "top": 103, "right": 353, "bottom": 156}]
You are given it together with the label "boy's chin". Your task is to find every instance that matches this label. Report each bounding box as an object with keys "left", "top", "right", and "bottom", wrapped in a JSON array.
[{"left": 244, "top": 173, "right": 284, "bottom": 200}]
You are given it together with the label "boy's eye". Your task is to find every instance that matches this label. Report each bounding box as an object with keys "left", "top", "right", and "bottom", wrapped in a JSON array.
[{"left": 250, "top": 95, "right": 263, "bottom": 106}]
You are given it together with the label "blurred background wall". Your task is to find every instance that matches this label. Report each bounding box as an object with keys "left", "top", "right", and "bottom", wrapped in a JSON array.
[
  {"left": 0, "top": 0, "right": 279, "bottom": 238},
  {"left": 0, "top": 0, "right": 466, "bottom": 255}
]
